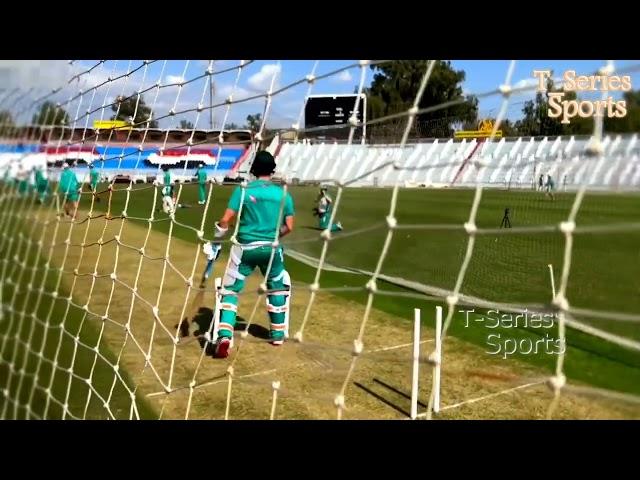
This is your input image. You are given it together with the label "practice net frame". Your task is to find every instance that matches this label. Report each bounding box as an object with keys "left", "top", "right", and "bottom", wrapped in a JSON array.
[{"left": 1, "top": 59, "right": 640, "bottom": 420}]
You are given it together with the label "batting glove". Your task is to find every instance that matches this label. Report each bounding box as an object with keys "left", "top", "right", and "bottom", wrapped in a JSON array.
[{"left": 214, "top": 222, "right": 228, "bottom": 239}]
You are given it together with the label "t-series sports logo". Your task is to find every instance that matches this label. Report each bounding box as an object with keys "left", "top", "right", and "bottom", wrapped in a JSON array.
[{"left": 533, "top": 69, "right": 631, "bottom": 124}]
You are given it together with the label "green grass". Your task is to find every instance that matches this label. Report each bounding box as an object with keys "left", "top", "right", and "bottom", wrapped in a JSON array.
[
  {"left": 3, "top": 180, "right": 640, "bottom": 417},
  {"left": 86, "top": 181, "right": 640, "bottom": 396},
  {"left": 0, "top": 204, "right": 156, "bottom": 419}
]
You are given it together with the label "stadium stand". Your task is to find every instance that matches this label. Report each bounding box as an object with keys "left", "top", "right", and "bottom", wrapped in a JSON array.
[
  {"left": 0, "top": 127, "right": 253, "bottom": 184},
  {"left": 274, "top": 134, "right": 640, "bottom": 190},
  {"left": 3, "top": 132, "right": 639, "bottom": 190}
]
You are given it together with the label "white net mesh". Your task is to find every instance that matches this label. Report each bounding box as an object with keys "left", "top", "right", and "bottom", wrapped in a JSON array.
[{"left": 1, "top": 59, "right": 640, "bottom": 420}]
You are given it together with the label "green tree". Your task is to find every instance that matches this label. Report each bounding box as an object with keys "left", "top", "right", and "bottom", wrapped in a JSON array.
[
  {"left": 514, "top": 78, "right": 565, "bottom": 137},
  {"left": 0, "top": 110, "right": 15, "bottom": 136},
  {"left": 0, "top": 110, "right": 14, "bottom": 127},
  {"left": 245, "top": 113, "right": 263, "bottom": 131},
  {"left": 515, "top": 79, "right": 624, "bottom": 136},
  {"left": 32, "top": 101, "right": 70, "bottom": 126},
  {"left": 111, "top": 93, "right": 158, "bottom": 128},
  {"left": 604, "top": 90, "right": 640, "bottom": 133},
  {"left": 225, "top": 122, "right": 240, "bottom": 130},
  {"left": 498, "top": 118, "right": 517, "bottom": 137},
  {"left": 179, "top": 119, "right": 194, "bottom": 129},
  {"left": 364, "top": 60, "right": 478, "bottom": 138}
]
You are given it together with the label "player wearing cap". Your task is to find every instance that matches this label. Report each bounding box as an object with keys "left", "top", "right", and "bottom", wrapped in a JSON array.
[{"left": 211, "top": 151, "right": 294, "bottom": 358}]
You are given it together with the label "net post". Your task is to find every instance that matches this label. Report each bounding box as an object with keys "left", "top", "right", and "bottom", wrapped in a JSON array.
[
  {"left": 548, "top": 264, "right": 556, "bottom": 300},
  {"left": 284, "top": 287, "right": 291, "bottom": 339},
  {"left": 433, "top": 305, "right": 443, "bottom": 414},
  {"left": 270, "top": 380, "right": 280, "bottom": 420},
  {"left": 410, "top": 308, "right": 421, "bottom": 419},
  {"left": 211, "top": 277, "right": 222, "bottom": 342}
]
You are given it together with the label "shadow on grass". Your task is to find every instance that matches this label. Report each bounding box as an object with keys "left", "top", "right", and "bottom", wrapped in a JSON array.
[
  {"left": 353, "top": 381, "right": 410, "bottom": 418},
  {"left": 177, "top": 307, "right": 271, "bottom": 357}
]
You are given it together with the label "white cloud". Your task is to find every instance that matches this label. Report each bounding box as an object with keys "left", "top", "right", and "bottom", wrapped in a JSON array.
[
  {"left": 197, "top": 60, "right": 235, "bottom": 70},
  {"left": 165, "top": 75, "right": 184, "bottom": 85},
  {"left": 512, "top": 78, "right": 538, "bottom": 91},
  {"left": 0, "top": 60, "right": 70, "bottom": 91},
  {"left": 332, "top": 70, "right": 353, "bottom": 83},
  {"left": 247, "top": 63, "right": 281, "bottom": 92},
  {"left": 217, "top": 83, "right": 253, "bottom": 102}
]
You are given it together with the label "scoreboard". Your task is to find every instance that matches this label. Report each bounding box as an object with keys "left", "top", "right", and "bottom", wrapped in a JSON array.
[{"left": 304, "top": 94, "right": 366, "bottom": 141}]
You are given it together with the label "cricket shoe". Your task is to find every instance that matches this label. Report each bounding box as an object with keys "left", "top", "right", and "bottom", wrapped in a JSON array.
[
  {"left": 215, "top": 336, "right": 232, "bottom": 358},
  {"left": 270, "top": 338, "right": 285, "bottom": 346}
]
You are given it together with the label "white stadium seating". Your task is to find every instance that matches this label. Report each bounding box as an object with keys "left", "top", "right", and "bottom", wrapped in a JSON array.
[{"left": 274, "top": 134, "right": 640, "bottom": 190}]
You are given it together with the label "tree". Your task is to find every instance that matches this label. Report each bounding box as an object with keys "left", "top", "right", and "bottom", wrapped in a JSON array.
[
  {"left": 179, "top": 119, "right": 194, "bottom": 129},
  {"left": 364, "top": 61, "right": 478, "bottom": 138},
  {"left": 0, "top": 110, "right": 14, "bottom": 127},
  {"left": 504, "top": 85, "right": 640, "bottom": 144},
  {"left": 513, "top": 78, "right": 565, "bottom": 137},
  {"left": 498, "top": 118, "right": 516, "bottom": 137},
  {"left": 225, "top": 122, "right": 240, "bottom": 130},
  {"left": 32, "top": 101, "right": 70, "bottom": 126},
  {"left": 111, "top": 93, "right": 158, "bottom": 128},
  {"left": 0, "top": 110, "right": 15, "bottom": 136},
  {"left": 245, "top": 113, "right": 263, "bottom": 131},
  {"left": 604, "top": 90, "right": 640, "bottom": 133}
]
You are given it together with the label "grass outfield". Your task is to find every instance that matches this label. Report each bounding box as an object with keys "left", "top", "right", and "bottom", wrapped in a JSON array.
[
  {"left": 1, "top": 180, "right": 639, "bottom": 418},
  {"left": 86, "top": 182, "right": 640, "bottom": 397},
  {"left": 0, "top": 204, "right": 156, "bottom": 419}
]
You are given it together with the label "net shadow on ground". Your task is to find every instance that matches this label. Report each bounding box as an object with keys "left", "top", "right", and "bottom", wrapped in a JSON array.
[{"left": 16, "top": 204, "right": 640, "bottom": 420}]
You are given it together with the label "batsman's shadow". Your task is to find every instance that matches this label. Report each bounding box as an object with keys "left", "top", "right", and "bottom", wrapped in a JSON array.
[{"left": 190, "top": 307, "right": 270, "bottom": 356}]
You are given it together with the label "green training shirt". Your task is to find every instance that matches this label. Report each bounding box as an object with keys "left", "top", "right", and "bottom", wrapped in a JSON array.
[
  {"left": 90, "top": 169, "right": 99, "bottom": 187},
  {"left": 227, "top": 180, "right": 295, "bottom": 244},
  {"left": 59, "top": 169, "right": 78, "bottom": 195}
]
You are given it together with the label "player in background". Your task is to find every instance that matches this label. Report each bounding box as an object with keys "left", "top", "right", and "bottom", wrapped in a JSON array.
[
  {"left": 163, "top": 165, "right": 173, "bottom": 198},
  {"left": 89, "top": 164, "right": 100, "bottom": 202},
  {"left": 538, "top": 174, "right": 544, "bottom": 191},
  {"left": 59, "top": 163, "right": 80, "bottom": 219},
  {"left": 16, "top": 162, "right": 30, "bottom": 197},
  {"left": 160, "top": 165, "right": 176, "bottom": 214},
  {"left": 197, "top": 163, "right": 207, "bottom": 205},
  {"left": 545, "top": 173, "right": 555, "bottom": 200},
  {"left": 314, "top": 186, "right": 343, "bottom": 232},
  {"left": 34, "top": 165, "right": 49, "bottom": 204},
  {"left": 212, "top": 150, "right": 294, "bottom": 358}
]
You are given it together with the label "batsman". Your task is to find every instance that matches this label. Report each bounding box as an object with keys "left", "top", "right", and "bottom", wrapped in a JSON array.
[{"left": 211, "top": 150, "right": 294, "bottom": 359}]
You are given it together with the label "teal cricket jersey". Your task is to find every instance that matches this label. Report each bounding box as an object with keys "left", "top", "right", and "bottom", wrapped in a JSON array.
[
  {"left": 197, "top": 168, "right": 207, "bottom": 183},
  {"left": 59, "top": 169, "right": 79, "bottom": 200},
  {"left": 228, "top": 180, "right": 294, "bottom": 244},
  {"left": 162, "top": 170, "right": 172, "bottom": 196},
  {"left": 35, "top": 169, "right": 47, "bottom": 190},
  {"left": 90, "top": 169, "right": 99, "bottom": 188}
]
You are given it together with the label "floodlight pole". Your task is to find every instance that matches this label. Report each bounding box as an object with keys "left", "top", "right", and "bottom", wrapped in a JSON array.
[
  {"left": 209, "top": 75, "right": 215, "bottom": 130},
  {"left": 361, "top": 93, "right": 367, "bottom": 145}
]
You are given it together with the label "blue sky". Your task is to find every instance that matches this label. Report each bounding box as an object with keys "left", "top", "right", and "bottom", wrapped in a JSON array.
[{"left": 4, "top": 59, "right": 639, "bottom": 131}]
